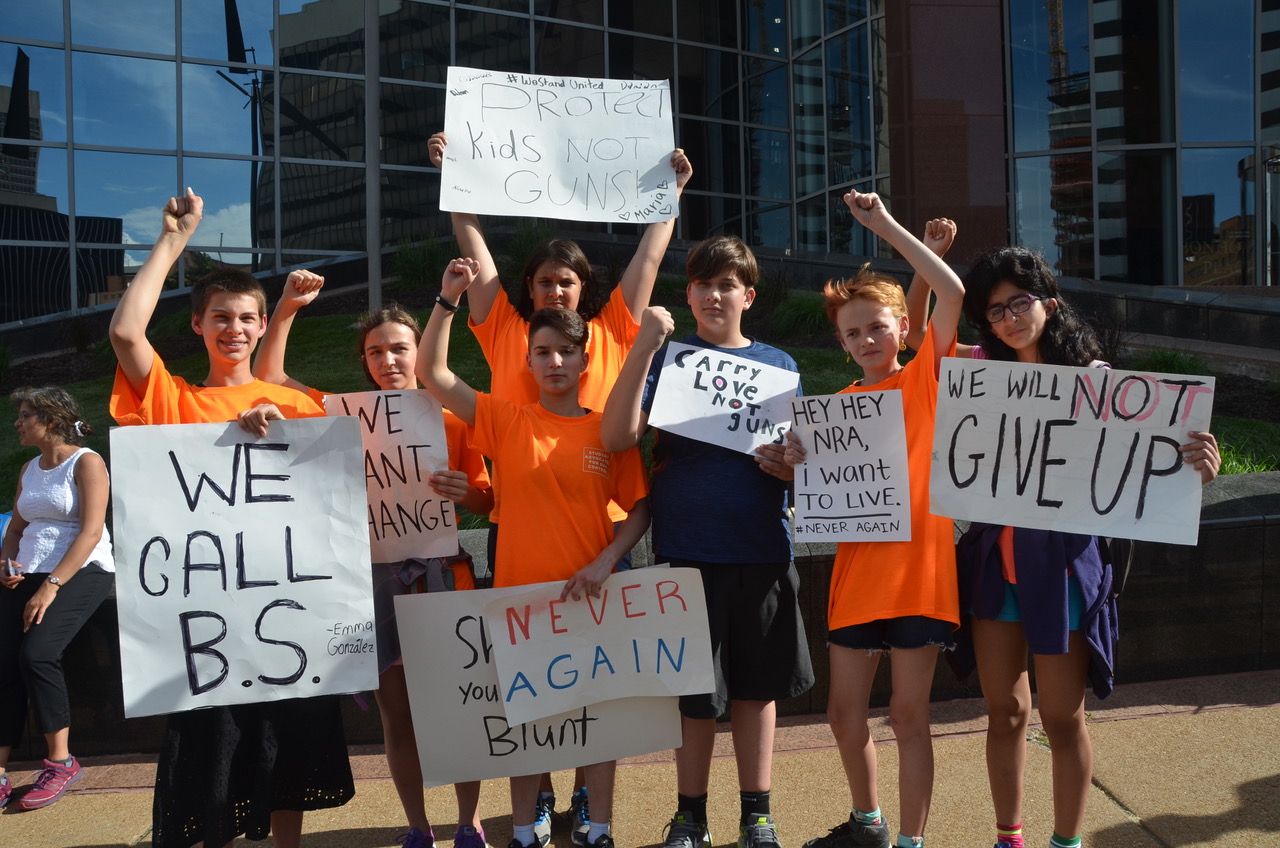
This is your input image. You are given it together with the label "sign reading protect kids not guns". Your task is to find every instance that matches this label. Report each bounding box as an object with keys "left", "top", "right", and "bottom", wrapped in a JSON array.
[
  {"left": 440, "top": 66, "right": 678, "bottom": 224},
  {"left": 931, "top": 358, "right": 1215, "bottom": 545},
  {"left": 323, "top": 390, "right": 457, "bottom": 562},
  {"left": 790, "top": 390, "right": 912, "bottom": 543},
  {"left": 647, "top": 342, "right": 799, "bottom": 454},
  {"left": 484, "top": 568, "right": 714, "bottom": 726},
  {"left": 396, "top": 586, "right": 683, "bottom": 786},
  {"left": 110, "top": 418, "right": 376, "bottom": 718}
]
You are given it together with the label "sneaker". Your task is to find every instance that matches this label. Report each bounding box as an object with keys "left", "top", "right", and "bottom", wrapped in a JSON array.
[
  {"left": 739, "top": 815, "right": 782, "bottom": 848},
  {"left": 663, "top": 811, "right": 712, "bottom": 848},
  {"left": 17, "top": 757, "right": 82, "bottom": 811},
  {"left": 0, "top": 773, "right": 10, "bottom": 807},
  {"left": 587, "top": 835, "right": 615, "bottom": 848},
  {"left": 454, "top": 826, "right": 487, "bottom": 848},
  {"left": 569, "top": 789, "right": 591, "bottom": 846},
  {"left": 801, "top": 819, "right": 890, "bottom": 848},
  {"left": 534, "top": 795, "right": 554, "bottom": 847},
  {"left": 398, "top": 828, "right": 437, "bottom": 848}
]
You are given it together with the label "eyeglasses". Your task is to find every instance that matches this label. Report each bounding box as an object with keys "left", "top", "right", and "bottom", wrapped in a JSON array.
[{"left": 985, "top": 294, "right": 1045, "bottom": 324}]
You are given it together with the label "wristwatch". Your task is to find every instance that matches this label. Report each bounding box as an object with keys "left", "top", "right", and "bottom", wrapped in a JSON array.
[{"left": 47, "top": 575, "right": 61, "bottom": 586}]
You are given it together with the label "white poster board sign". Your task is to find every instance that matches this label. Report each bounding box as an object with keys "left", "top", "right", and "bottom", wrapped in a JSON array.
[
  {"left": 397, "top": 587, "right": 682, "bottom": 786},
  {"left": 441, "top": 66, "right": 677, "bottom": 223},
  {"left": 484, "top": 568, "right": 713, "bottom": 726},
  {"left": 324, "top": 390, "right": 456, "bottom": 561},
  {"left": 647, "top": 343, "right": 799, "bottom": 454},
  {"left": 931, "top": 358, "right": 1215, "bottom": 545},
  {"left": 790, "top": 391, "right": 912, "bottom": 542},
  {"left": 110, "top": 418, "right": 376, "bottom": 718}
]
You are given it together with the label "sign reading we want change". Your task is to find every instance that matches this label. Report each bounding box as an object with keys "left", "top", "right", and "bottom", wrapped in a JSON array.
[
  {"left": 395, "top": 568, "right": 698, "bottom": 785},
  {"left": 440, "top": 66, "right": 678, "bottom": 223},
  {"left": 647, "top": 343, "right": 799, "bottom": 454},
  {"left": 324, "top": 390, "right": 456, "bottom": 562},
  {"left": 931, "top": 358, "right": 1215, "bottom": 545},
  {"left": 790, "top": 390, "right": 912, "bottom": 543},
  {"left": 111, "top": 418, "right": 377, "bottom": 718}
]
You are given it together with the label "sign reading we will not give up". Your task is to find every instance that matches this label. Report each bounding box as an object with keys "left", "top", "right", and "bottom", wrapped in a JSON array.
[
  {"left": 440, "top": 66, "right": 678, "bottom": 224},
  {"left": 931, "top": 358, "right": 1215, "bottom": 545}
]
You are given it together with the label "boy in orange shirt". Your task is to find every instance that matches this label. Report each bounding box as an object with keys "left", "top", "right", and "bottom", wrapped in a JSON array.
[{"left": 108, "top": 189, "right": 352, "bottom": 848}]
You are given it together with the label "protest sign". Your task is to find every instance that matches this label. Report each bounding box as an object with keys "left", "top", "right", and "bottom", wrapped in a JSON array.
[
  {"left": 397, "top": 587, "right": 682, "bottom": 786},
  {"left": 790, "top": 391, "right": 911, "bottom": 542},
  {"left": 647, "top": 342, "right": 798, "bottom": 453},
  {"left": 110, "top": 418, "right": 376, "bottom": 718},
  {"left": 440, "top": 66, "right": 677, "bottom": 223},
  {"left": 324, "top": 389, "right": 456, "bottom": 562},
  {"left": 484, "top": 568, "right": 713, "bottom": 726},
  {"left": 931, "top": 358, "right": 1215, "bottom": 545}
]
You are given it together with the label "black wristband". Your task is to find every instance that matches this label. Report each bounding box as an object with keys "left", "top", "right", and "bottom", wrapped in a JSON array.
[{"left": 435, "top": 293, "right": 459, "bottom": 313}]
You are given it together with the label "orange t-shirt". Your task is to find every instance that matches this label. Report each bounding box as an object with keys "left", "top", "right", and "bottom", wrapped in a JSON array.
[
  {"left": 827, "top": 324, "right": 960, "bottom": 630},
  {"left": 470, "top": 394, "right": 648, "bottom": 588},
  {"left": 111, "top": 356, "right": 324, "bottom": 426},
  {"left": 469, "top": 285, "right": 639, "bottom": 523}
]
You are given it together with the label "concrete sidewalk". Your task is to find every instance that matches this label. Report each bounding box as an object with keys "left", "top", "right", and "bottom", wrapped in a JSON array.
[{"left": 3, "top": 670, "right": 1277, "bottom": 848}]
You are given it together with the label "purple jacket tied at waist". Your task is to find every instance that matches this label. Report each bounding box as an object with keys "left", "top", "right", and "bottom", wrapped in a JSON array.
[{"left": 954, "top": 524, "right": 1119, "bottom": 699}]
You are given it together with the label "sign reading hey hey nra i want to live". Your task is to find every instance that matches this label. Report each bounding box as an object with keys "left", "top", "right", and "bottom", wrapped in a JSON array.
[
  {"left": 441, "top": 66, "right": 677, "bottom": 223},
  {"left": 931, "top": 358, "right": 1215, "bottom": 545},
  {"left": 110, "top": 418, "right": 376, "bottom": 718},
  {"left": 324, "top": 390, "right": 456, "bottom": 562}
]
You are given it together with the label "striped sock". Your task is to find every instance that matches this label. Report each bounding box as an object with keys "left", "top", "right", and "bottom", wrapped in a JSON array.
[
  {"left": 1049, "top": 835, "right": 1081, "bottom": 848},
  {"left": 996, "top": 822, "right": 1024, "bottom": 848},
  {"left": 851, "top": 808, "right": 883, "bottom": 826}
]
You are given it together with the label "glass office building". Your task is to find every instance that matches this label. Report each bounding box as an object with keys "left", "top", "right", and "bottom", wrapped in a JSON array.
[{"left": 0, "top": 0, "right": 1272, "bottom": 330}]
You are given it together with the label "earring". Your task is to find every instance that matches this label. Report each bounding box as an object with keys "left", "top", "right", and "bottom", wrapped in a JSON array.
[
  {"left": 899, "top": 340, "right": 908, "bottom": 352},
  {"left": 845, "top": 353, "right": 851, "bottom": 364}
]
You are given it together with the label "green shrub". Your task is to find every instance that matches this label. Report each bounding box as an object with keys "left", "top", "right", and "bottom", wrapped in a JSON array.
[
  {"left": 393, "top": 235, "right": 452, "bottom": 290},
  {"left": 769, "top": 289, "right": 829, "bottom": 344},
  {"left": 497, "top": 217, "right": 558, "bottom": 283},
  {"left": 1124, "top": 348, "right": 1213, "bottom": 377}
]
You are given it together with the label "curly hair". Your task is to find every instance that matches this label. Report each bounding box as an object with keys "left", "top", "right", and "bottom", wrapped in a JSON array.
[
  {"left": 11, "top": 386, "right": 93, "bottom": 446},
  {"left": 821, "top": 263, "right": 907, "bottom": 328},
  {"left": 514, "top": 239, "right": 607, "bottom": 322},
  {"left": 356, "top": 303, "right": 421, "bottom": 386},
  {"left": 961, "top": 247, "right": 1101, "bottom": 367}
]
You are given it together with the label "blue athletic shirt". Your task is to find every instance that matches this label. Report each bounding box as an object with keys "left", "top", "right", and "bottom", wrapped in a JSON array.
[{"left": 641, "top": 335, "right": 798, "bottom": 564}]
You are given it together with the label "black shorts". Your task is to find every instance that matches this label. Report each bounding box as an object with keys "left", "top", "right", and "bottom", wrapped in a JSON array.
[{"left": 667, "top": 559, "right": 815, "bottom": 720}]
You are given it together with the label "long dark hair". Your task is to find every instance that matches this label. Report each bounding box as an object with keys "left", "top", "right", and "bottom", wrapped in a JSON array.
[
  {"left": 513, "top": 239, "right": 607, "bottom": 322},
  {"left": 11, "top": 386, "right": 93, "bottom": 446},
  {"left": 962, "top": 247, "right": 1101, "bottom": 367}
]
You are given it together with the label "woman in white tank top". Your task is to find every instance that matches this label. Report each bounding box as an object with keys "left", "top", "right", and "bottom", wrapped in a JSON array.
[{"left": 0, "top": 386, "right": 115, "bottom": 811}]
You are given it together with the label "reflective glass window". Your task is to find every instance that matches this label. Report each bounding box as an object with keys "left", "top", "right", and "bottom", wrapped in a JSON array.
[
  {"left": 793, "top": 47, "right": 824, "bottom": 197},
  {"left": 269, "top": 73, "right": 366, "bottom": 163},
  {"left": 535, "top": 22, "right": 604, "bottom": 77},
  {"left": 748, "top": 201, "right": 790, "bottom": 250},
  {"left": 382, "top": 84, "right": 444, "bottom": 167},
  {"left": 1014, "top": 154, "right": 1094, "bottom": 279},
  {"left": 183, "top": 0, "right": 275, "bottom": 65},
  {"left": 678, "top": 119, "right": 740, "bottom": 194},
  {"left": 382, "top": 170, "right": 445, "bottom": 247},
  {"left": 1267, "top": 146, "right": 1280, "bottom": 284},
  {"left": 182, "top": 158, "right": 258, "bottom": 251},
  {"left": 1262, "top": 5, "right": 1280, "bottom": 142},
  {"left": 826, "top": 0, "right": 867, "bottom": 34},
  {"left": 535, "top": 0, "right": 603, "bottom": 26},
  {"left": 744, "top": 0, "right": 787, "bottom": 58},
  {"left": 1096, "top": 149, "right": 1173, "bottom": 284},
  {"left": 792, "top": 0, "right": 822, "bottom": 52},
  {"left": 678, "top": 46, "right": 738, "bottom": 120},
  {"left": 78, "top": 247, "right": 127, "bottom": 310},
  {"left": 747, "top": 128, "right": 789, "bottom": 199},
  {"left": 682, "top": 193, "right": 743, "bottom": 239},
  {"left": 463, "top": 0, "right": 530, "bottom": 12},
  {"left": 182, "top": 64, "right": 264, "bottom": 157},
  {"left": 455, "top": 11, "right": 531, "bottom": 73},
  {"left": 609, "top": 0, "right": 673, "bottom": 38},
  {"left": 279, "top": 0, "right": 365, "bottom": 73},
  {"left": 607, "top": 34, "right": 673, "bottom": 82},
  {"left": 73, "top": 151, "right": 177, "bottom": 239},
  {"left": 1180, "top": 1, "right": 1253, "bottom": 143},
  {"left": 678, "top": 1, "right": 738, "bottom": 48},
  {"left": 2, "top": 238, "right": 72, "bottom": 323},
  {"left": 276, "top": 162, "right": 366, "bottom": 252},
  {"left": 5, "top": 6, "right": 63, "bottom": 43},
  {"left": 72, "top": 53, "right": 177, "bottom": 149},
  {"left": 1009, "top": 0, "right": 1090, "bottom": 153},
  {"left": 1, "top": 44, "right": 68, "bottom": 143},
  {"left": 826, "top": 26, "right": 871, "bottom": 184},
  {"left": 745, "top": 58, "right": 787, "bottom": 128},
  {"left": 796, "top": 195, "right": 826, "bottom": 253},
  {"left": 1093, "top": 0, "right": 1174, "bottom": 146},
  {"left": 0, "top": 144, "right": 68, "bottom": 220},
  {"left": 70, "top": 0, "right": 174, "bottom": 54},
  {"left": 871, "top": 16, "right": 888, "bottom": 174},
  {"left": 1181, "top": 148, "right": 1255, "bottom": 287},
  {"left": 380, "top": 2, "right": 451, "bottom": 83}
]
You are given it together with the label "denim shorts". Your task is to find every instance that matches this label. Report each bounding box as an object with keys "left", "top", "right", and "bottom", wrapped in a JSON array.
[{"left": 828, "top": 615, "right": 957, "bottom": 653}]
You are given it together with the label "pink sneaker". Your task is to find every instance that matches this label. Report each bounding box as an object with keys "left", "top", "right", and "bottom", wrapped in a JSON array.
[
  {"left": 0, "top": 772, "right": 11, "bottom": 807},
  {"left": 18, "top": 757, "right": 82, "bottom": 810}
]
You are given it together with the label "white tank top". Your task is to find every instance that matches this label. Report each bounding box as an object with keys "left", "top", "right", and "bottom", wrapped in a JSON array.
[{"left": 15, "top": 447, "right": 115, "bottom": 574}]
